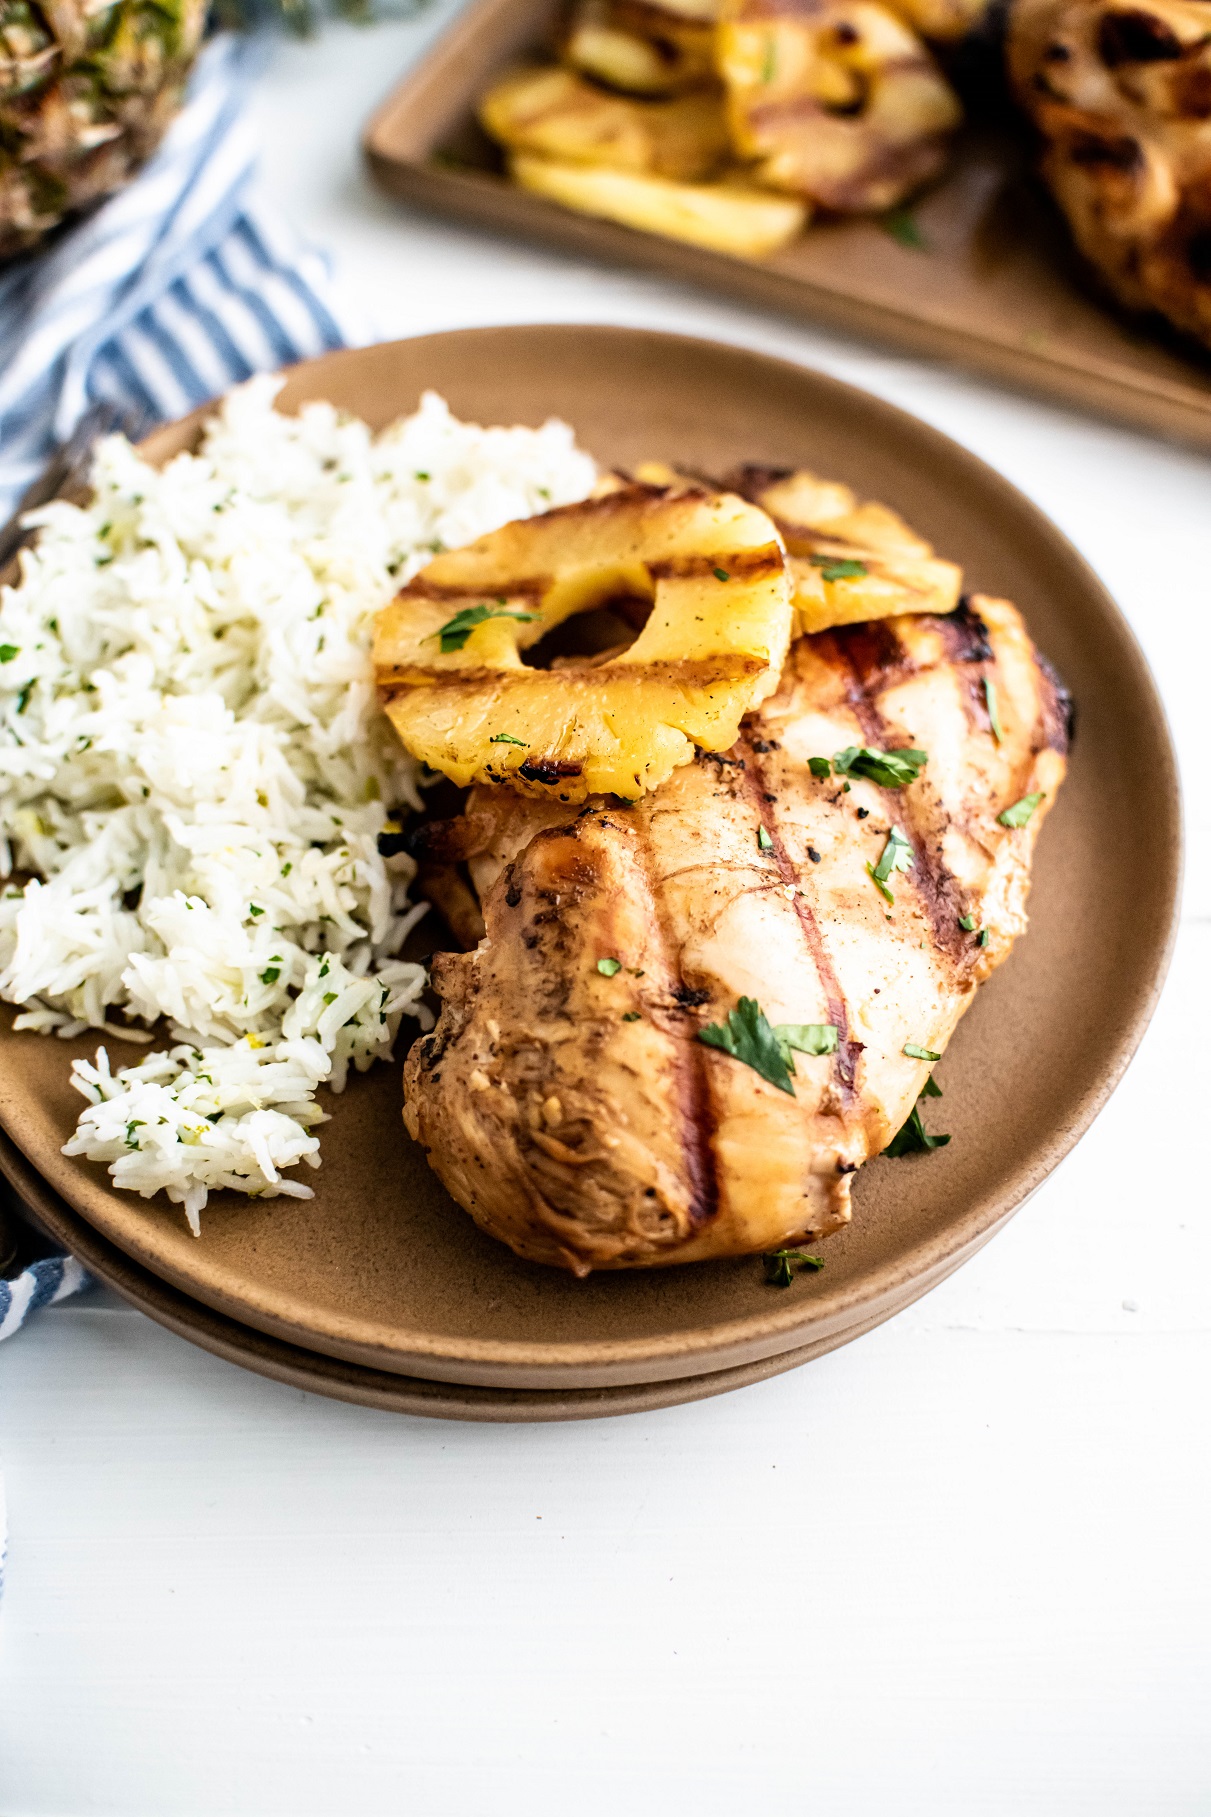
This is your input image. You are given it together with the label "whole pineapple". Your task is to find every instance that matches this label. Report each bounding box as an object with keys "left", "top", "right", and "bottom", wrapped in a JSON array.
[{"left": 0, "top": 0, "right": 207, "bottom": 259}]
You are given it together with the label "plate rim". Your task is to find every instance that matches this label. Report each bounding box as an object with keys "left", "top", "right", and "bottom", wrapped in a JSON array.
[
  {"left": 0, "top": 324, "right": 1184, "bottom": 1386},
  {"left": 0, "top": 1128, "right": 902, "bottom": 1422}
]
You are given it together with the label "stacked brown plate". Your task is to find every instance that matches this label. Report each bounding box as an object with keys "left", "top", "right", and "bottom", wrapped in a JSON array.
[{"left": 0, "top": 328, "right": 1181, "bottom": 1420}]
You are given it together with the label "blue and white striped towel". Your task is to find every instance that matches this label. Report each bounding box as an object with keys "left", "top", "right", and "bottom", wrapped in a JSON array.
[
  {"left": 0, "top": 27, "right": 372, "bottom": 1341},
  {"left": 0, "top": 1252, "right": 91, "bottom": 1343}
]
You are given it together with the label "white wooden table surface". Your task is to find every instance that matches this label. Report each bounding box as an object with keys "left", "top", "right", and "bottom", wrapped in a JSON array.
[{"left": 1, "top": 13, "right": 1209, "bottom": 1813}]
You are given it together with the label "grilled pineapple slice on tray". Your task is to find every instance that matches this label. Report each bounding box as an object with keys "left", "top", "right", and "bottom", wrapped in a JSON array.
[
  {"left": 728, "top": 464, "right": 962, "bottom": 630},
  {"left": 511, "top": 151, "right": 808, "bottom": 253},
  {"left": 373, "top": 485, "right": 792, "bottom": 801},
  {"left": 715, "top": 0, "right": 962, "bottom": 210},
  {"left": 886, "top": 0, "right": 992, "bottom": 40},
  {"left": 562, "top": 0, "right": 720, "bottom": 94},
  {"left": 475, "top": 0, "right": 968, "bottom": 255},
  {"left": 478, "top": 65, "right": 729, "bottom": 181}
]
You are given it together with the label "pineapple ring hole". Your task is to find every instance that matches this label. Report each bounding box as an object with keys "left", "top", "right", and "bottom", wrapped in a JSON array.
[{"left": 524, "top": 596, "right": 650, "bottom": 667}]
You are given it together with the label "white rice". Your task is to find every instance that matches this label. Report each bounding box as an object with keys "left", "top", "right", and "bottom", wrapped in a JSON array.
[{"left": 0, "top": 377, "right": 597, "bottom": 1231}]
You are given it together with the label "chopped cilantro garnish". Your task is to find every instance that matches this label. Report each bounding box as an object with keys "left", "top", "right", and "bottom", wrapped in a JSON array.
[
  {"left": 977, "top": 927, "right": 990, "bottom": 947},
  {"left": 958, "top": 913, "right": 976, "bottom": 931},
  {"left": 699, "top": 999, "right": 838, "bottom": 1093},
  {"left": 919, "top": 1074, "right": 943, "bottom": 1099},
  {"left": 0, "top": 645, "right": 19, "bottom": 663},
  {"left": 248, "top": 904, "right": 264, "bottom": 918},
  {"left": 14, "top": 682, "right": 32, "bottom": 714},
  {"left": 810, "top": 555, "right": 868, "bottom": 581},
  {"left": 883, "top": 1101, "right": 950, "bottom": 1157},
  {"left": 322, "top": 991, "right": 338, "bottom": 1005},
  {"left": 433, "top": 604, "right": 536, "bottom": 653},
  {"left": 808, "top": 756, "right": 832, "bottom": 780},
  {"left": 867, "top": 826, "right": 913, "bottom": 903},
  {"left": 259, "top": 966, "right": 281, "bottom": 985},
  {"left": 834, "top": 745, "right": 928, "bottom": 788},
  {"left": 984, "top": 676, "right": 1003, "bottom": 743},
  {"left": 713, "top": 567, "right": 730, "bottom": 582},
  {"left": 778, "top": 1023, "right": 839, "bottom": 1057},
  {"left": 998, "top": 791, "right": 1043, "bottom": 828},
  {"left": 881, "top": 208, "right": 926, "bottom": 249},
  {"left": 904, "top": 1042, "right": 941, "bottom": 1061},
  {"left": 622, "top": 1010, "right": 642, "bottom": 1022},
  {"left": 763, "top": 1249, "right": 824, "bottom": 1287},
  {"left": 757, "top": 825, "right": 773, "bottom": 851},
  {"left": 597, "top": 957, "right": 622, "bottom": 976},
  {"left": 699, "top": 997, "right": 795, "bottom": 1094},
  {"left": 414, "top": 471, "right": 430, "bottom": 481},
  {"left": 488, "top": 733, "right": 527, "bottom": 746}
]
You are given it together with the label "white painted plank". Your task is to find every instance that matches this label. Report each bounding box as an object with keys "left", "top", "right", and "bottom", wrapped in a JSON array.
[{"left": 1, "top": 1305, "right": 1208, "bottom": 1816}]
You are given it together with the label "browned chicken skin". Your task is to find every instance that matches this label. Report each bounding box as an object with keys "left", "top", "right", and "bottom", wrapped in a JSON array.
[
  {"left": 1009, "top": 0, "right": 1211, "bottom": 350},
  {"left": 403, "top": 595, "right": 1069, "bottom": 1275}
]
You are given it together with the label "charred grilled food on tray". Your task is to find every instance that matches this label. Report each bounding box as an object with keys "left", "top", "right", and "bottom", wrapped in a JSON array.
[
  {"left": 1009, "top": 0, "right": 1211, "bottom": 350},
  {"left": 476, "top": 0, "right": 965, "bottom": 253}
]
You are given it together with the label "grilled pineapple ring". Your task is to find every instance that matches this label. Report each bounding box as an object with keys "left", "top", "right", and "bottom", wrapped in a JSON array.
[
  {"left": 727, "top": 464, "right": 962, "bottom": 631},
  {"left": 373, "top": 486, "right": 792, "bottom": 801},
  {"left": 478, "top": 66, "right": 730, "bottom": 181},
  {"left": 716, "top": 0, "right": 962, "bottom": 212},
  {"left": 562, "top": 0, "right": 719, "bottom": 95}
]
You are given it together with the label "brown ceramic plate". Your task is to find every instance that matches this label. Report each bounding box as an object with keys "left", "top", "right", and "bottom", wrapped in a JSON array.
[
  {"left": 0, "top": 327, "right": 1181, "bottom": 1397},
  {"left": 364, "top": 0, "right": 1211, "bottom": 452},
  {"left": 0, "top": 1129, "right": 894, "bottom": 1421}
]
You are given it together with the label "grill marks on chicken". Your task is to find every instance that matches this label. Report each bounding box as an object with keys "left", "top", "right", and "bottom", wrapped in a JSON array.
[
  {"left": 828, "top": 613, "right": 976, "bottom": 952},
  {"left": 403, "top": 593, "right": 1068, "bottom": 1275},
  {"left": 627, "top": 809, "right": 722, "bottom": 1232},
  {"left": 735, "top": 743, "right": 864, "bottom": 1094}
]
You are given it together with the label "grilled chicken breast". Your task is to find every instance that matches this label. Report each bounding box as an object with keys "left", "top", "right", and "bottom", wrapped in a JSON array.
[{"left": 403, "top": 595, "right": 1069, "bottom": 1275}]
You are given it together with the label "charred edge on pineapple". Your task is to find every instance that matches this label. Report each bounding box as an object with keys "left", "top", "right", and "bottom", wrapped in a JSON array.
[
  {"left": 517, "top": 757, "right": 585, "bottom": 784},
  {"left": 645, "top": 545, "right": 783, "bottom": 582},
  {"left": 401, "top": 575, "right": 548, "bottom": 601}
]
